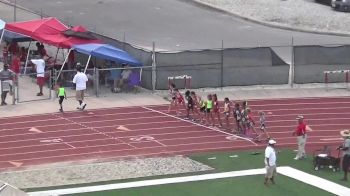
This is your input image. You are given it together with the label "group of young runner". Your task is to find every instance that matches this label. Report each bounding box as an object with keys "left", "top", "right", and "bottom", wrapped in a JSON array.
[{"left": 167, "top": 83, "right": 270, "bottom": 141}]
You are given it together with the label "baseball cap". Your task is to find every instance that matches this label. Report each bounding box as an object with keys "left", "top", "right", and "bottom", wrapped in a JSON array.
[
  {"left": 268, "top": 139, "right": 277, "bottom": 145},
  {"left": 296, "top": 115, "right": 304, "bottom": 120}
]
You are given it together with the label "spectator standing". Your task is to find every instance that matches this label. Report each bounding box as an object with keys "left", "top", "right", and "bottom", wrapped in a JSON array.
[
  {"left": 11, "top": 53, "right": 20, "bottom": 74},
  {"left": 2, "top": 42, "right": 9, "bottom": 65},
  {"left": 73, "top": 66, "right": 88, "bottom": 110},
  {"left": 8, "top": 41, "right": 19, "bottom": 55},
  {"left": 30, "top": 56, "right": 46, "bottom": 96},
  {"left": 264, "top": 139, "right": 277, "bottom": 186},
  {"left": 340, "top": 130, "right": 350, "bottom": 181},
  {"left": 0, "top": 64, "right": 15, "bottom": 105},
  {"left": 292, "top": 115, "right": 312, "bottom": 160},
  {"left": 108, "top": 61, "right": 122, "bottom": 92}
]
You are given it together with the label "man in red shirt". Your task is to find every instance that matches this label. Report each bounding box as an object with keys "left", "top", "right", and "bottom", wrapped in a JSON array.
[{"left": 292, "top": 115, "right": 312, "bottom": 160}]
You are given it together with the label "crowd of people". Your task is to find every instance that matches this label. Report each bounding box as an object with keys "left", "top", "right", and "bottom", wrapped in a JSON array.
[{"left": 167, "top": 83, "right": 270, "bottom": 142}]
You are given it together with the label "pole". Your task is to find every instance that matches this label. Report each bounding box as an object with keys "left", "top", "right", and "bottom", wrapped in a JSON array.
[
  {"left": 94, "top": 67, "right": 99, "bottom": 97},
  {"left": 123, "top": 32, "right": 126, "bottom": 51},
  {"left": 84, "top": 55, "right": 92, "bottom": 73},
  {"left": 139, "top": 67, "right": 143, "bottom": 82},
  {"left": 0, "top": 29, "right": 4, "bottom": 48},
  {"left": 221, "top": 40, "right": 224, "bottom": 90},
  {"left": 290, "top": 36, "right": 295, "bottom": 88},
  {"left": 14, "top": 0, "right": 17, "bottom": 22},
  {"left": 23, "top": 41, "right": 32, "bottom": 74},
  {"left": 151, "top": 41, "right": 156, "bottom": 91},
  {"left": 56, "top": 48, "right": 71, "bottom": 81},
  {"left": 53, "top": 48, "right": 60, "bottom": 65}
]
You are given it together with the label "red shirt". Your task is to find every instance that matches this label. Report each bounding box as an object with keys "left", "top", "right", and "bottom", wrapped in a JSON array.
[
  {"left": 176, "top": 93, "right": 184, "bottom": 104},
  {"left": 296, "top": 123, "right": 307, "bottom": 136},
  {"left": 11, "top": 57, "right": 20, "bottom": 74}
]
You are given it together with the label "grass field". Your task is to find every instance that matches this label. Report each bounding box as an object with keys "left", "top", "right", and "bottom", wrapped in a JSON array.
[{"left": 59, "top": 149, "right": 348, "bottom": 196}]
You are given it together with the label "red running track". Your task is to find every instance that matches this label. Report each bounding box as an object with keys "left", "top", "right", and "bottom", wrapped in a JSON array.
[{"left": 0, "top": 96, "right": 349, "bottom": 171}]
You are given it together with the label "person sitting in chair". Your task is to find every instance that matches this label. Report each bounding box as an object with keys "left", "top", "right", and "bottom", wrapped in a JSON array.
[{"left": 115, "top": 63, "right": 132, "bottom": 92}]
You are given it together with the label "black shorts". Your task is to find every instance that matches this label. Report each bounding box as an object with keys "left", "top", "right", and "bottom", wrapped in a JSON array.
[
  {"left": 59, "top": 96, "right": 64, "bottom": 104},
  {"left": 343, "top": 154, "right": 350, "bottom": 171},
  {"left": 206, "top": 108, "right": 212, "bottom": 113}
]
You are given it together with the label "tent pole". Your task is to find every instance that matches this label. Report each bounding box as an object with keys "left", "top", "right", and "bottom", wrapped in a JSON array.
[
  {"left": 23, "top": 41, "right": 32, "bottom": 75},
  {"left": 0, "top": 29, "right": 4, "bottom": 48},
  {"left": 53, "top": 47, "right": 60, "bottom": 65},
  {"left": 56, "top": 48, "right": 71, "bottom": 81},
  {"left": 84, "top": 55, "right": 92, "bottom": 73},
  {"left": 139, "top": 67, "right": 143, "bottom": 82}
]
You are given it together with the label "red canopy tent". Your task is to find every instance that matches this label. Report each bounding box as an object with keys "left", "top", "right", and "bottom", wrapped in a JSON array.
[
  {"left": 4, "top": 17, "right": 101, "bottom": 74},
  {"left": 5, "top": 17, "right": 100, "bottom": 48}
]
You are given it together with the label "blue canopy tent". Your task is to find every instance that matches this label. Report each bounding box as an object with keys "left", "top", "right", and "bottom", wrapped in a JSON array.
[
  {"left": 74, "top": 43, "right": 141, "bottom": 67},
  {"left": 57, "top": 43, "right": 142, "bottom": 80}
]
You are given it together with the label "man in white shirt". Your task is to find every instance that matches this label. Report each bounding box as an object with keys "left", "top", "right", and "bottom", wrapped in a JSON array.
[
  {"left": 73, "top": 66, "right": 88, "bottom": 110},
  {"left": 264, "top": 139, "right": 277, "bottom": 186},
  {"left": 31, "top": 57, "right": 46, "bottom": 96}
]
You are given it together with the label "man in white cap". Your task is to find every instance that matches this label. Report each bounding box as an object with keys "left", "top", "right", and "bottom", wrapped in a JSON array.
[
  {"left": 340, "top": 130, "right": 350, "bottom": 181},
  {"left": 264, "top": 139, "right": 277, "bottom": 186},
  {"left": 292, "top": 115, "right": 312, "bottom": 160}
]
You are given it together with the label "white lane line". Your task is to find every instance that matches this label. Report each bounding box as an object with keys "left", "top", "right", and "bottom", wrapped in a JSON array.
[
  {"left": 1, "top": 96, "right": 350, "bottom": 119},
  {"left": 51, "top": 113, "right": 137, "bottom": 149},
  {"left": 0, "top": 134, "right": 247, "bottom": 158},
  {"left": 278, "top": 167, "right": 350, "bottom": 196},
  {"left": 0, "top": 105, "right": 144, "bottom": 119},
  {"left": 3, "top": 132, "right": 334, "bottom": 154},
  {"left": 0, "top": 111, "right": 156, "bottom": 126},
  {"left": 28, "top": 166, "right": 350, "bottom": 196},
  {"left": 28, "top": 168, "right": 266, "bottom": 195},
  {"left": 320, "top": 138, "right": 343, "bottom": 141},
  {"left": 63, "top": 142, "right": 76, "bottom": 149},
  {"left": 0, "top": 120, "right": 187, "bottom": 138},
  {"left": 0, "top": 140, "right": 337, "bottom": 169},
  {"left": 142, "top": 106, "right": 257, "bottom": 146},
  {"left": 0, "top": 118, "right": 180, "bottom": 132},
  {"left": 0, "top": 125, "right": 202, "bottom": 144}
]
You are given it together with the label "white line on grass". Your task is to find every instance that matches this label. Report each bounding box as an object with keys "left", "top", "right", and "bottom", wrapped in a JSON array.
[
  {"left": 141, "top": 106, "right": 257, "bottom": 146},
  {"left": 28, "top": 166, "right": 350, "bottom": 196}
]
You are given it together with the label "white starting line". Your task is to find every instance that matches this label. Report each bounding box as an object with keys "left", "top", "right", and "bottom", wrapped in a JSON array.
[{"left": 28, "top": 166, "right": 350, "bottom": 196}]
